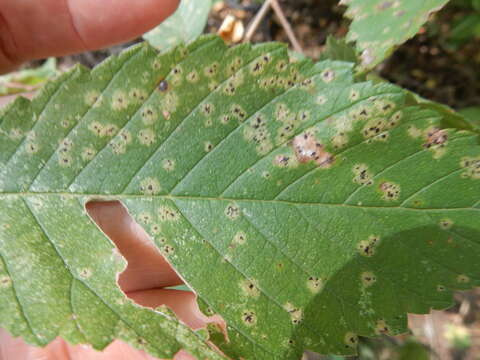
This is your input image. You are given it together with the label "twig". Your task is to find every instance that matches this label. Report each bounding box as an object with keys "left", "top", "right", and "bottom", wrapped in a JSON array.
[
  {"left": 270, "top": 0, "right": 303, "bottom": 54},
  {"left": 244, "top": 0, "right": 272, "bottom": 42}
]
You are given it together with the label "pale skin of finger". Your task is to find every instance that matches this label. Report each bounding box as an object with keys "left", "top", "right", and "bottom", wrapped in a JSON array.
[
  {"left": 0, "top": 0, "right": 180, "bottom": 73},
  {"left": 0, "top": 201, "right": 212, "bottom": 359},
  {"left": 0, "top": 329, "right": 194, "bottom": 360}
]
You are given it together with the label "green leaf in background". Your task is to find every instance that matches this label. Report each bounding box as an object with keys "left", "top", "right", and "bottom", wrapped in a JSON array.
[
  {"left": 1, "top": 35, "right": 480, "bottom": 359},
  {"left": 459, "top": 107, "right": 480, "bottom": 130},
  {"left": 0, "top": 58, "right": 57, "bottom": 96},
  {"left": 398, "top": 341, "right": 430, "bottom": 360},
  {"left": 448, "top": 13, "right": 480, "bottom": 47},
  {"left": 143, "top": 0, "right": 212, "bottom": 50},
  {"left": 319, "top": 36, "right": 358, "bottom": 65},
  {"left": 341, "top": 0, "right": 450, "bottom": 69}
]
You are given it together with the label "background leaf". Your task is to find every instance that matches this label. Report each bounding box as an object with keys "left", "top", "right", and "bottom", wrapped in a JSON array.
[
  {"left": 341, "top": 0, "right": 450, "bottom": 69},
  {"left": 0, "top": 58, "right": 58, "bottom": 96},
  {"left": 319, "top": 36, "right": 358, "bottom": 65},
  {"left": 1, "top": 36, "right": 480, "bottom": 359},
  {"left": 459, "top": 107, "right": 480, "bottom": 130},
  {"left": 143, "top": 0, "right": 212, "bottom": 50}
]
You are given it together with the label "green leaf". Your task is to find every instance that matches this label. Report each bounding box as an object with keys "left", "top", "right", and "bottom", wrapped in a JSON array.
[
  {"left": 459, "top": 107, "right": 480, "bottom": 130},
  {"left": 404, "top": 91, "right": 476, "bottom": 133},
  {"left": 143, "top": 0, "right": 212, "bottom": 50},
  {"left": 0, "top": 43, "right": 225, "bottom": 360},
  {"left": 448, "top": 13, "right": 480, "bottom": 46},
  {"left": 398, "top": 341, "right": 430, "bottom": 360},
  {"left": 341, "top": 0, "right": 450, "bottom": 69},
  {"left": 1, "top": 35, "right": 480, "bottom": 359},
  {"left": 319, "top": 36, "right": 358, "bottom": 65}
]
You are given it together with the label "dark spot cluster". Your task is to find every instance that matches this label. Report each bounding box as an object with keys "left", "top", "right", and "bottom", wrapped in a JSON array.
[
  {"left": 250, "top": 54, "right": 272, "bottom": 76},
  {"left": 131, "top": 89, "right": 147, "bottom": 101},
  {"left": 187, "top": 71, "right": 199, "bottom": 83},
  {"left": 142, "top": 183, "right": 155, "bottom": 193},
  {"left": 321, "top": 69, "right": 335, "bottom": 83},
  {"left": 276, "top": 60, "right": 288, "bottom": 72},
  {"left": 344, "top": 332, "right": 358, "bottom": 348},
  {"left": 424, "top": 128, "right": 448, "bottom": 148},
  {"left": 357, "top": 235, "right": 380, "bottom": 257},
  {"left": 231, "top": 104, "right": 247, "bottom": 121},
  {"left": 274, "top": 154, "right": 292, "bottom": 168},
  {"left": 298, "top": 111, "right": 310, "bottom": 122},
  {"left": 228, "top": 57, "right": 243, "bottom": 75},
  {"left": 370, "top": 96, "right": 397, "bottom": 115},
  {"left": 205, "top": 63, "right": 219, "bottom": 77},
  {"left": 159, "top": 207, "right": 179, "bottom": 222},
  {"left": 247, "top": 115, "right": 269, "bottom": 145},
  {"left": 224, "top": 81, "right": 236, "bottom": 96},
  {"left": 0, "top": 277, "right": 11, "bottom": 286},
  {"left": 220, "top": 114, "right": 231, "bottom": 125},
  {"left": 375, "top": 319, "right": 390, "bottom": 334},
  {"left": 307, "top": 276, "right": 322, "bottom": 293},
  {"left": 361, "top": 271, "right": 377, "bottom": 287},
  {"left": 242, "top": 311, "right": 257, "bottom": 325},
  {"left": 350, "top": 105, "right": 371, "bottom": 121},
  {"left": 259, "top": 76, "right": 280, "bottom": 90},
  {"left": 137, "top": 337, "right": 148, "bottom": 346},
  {"left": 151, "top": 224, "right": 161, "bottom": 234},
  {"left": 389, "top": 111, "right": 402, "bottom": 126},
  {"left": 225, "top": 204, "right": 240, "bottom": 219},
  {"left": 90, "top": 123, "right": 103, "bottom": 136},
  {"left": 277, "top": 123, "right": 297, "bottom": 143},
  {"left": 380, "top": 181, "right": 400, "bottom": 200},
  {"left": 59, "top": 139, "right": 73, "bottom": 153},
  {"left": 362, "top": 118, "right": 387, "bottom": 138},
  {"left": 353, "top": 164, "right": 373, "bottom": 185},
  {"left": 460, "top": 156, "right": 480, "bottom": 179},
  {"left": 251, "top": 60, "right": 264, "bottom": 75},
  {"left": 104, "top": 124, "right": 117, "bottom": 137},
  {"left": 163, "top": 245, "right": 174, "bottom": 255},
  {"left": 439, "top": 218, "right": 453, "bottom": 230},
  {"left": 141, "top": 107, "right": 154, "bottom": 118},
  {"left": 288, "top": 307, "right": 302, "bottom": 324},
  {"left": 59, "top": 155, "right": 72, "bottom": 166},
  {"left": 201, "top": 103, "right": 214, "bottom": 116},
  {"left": 301, "top": 78, "right": 314, "bottom": 89},
  {"left": 204, "top": 142, "right": 214, "bottom": 152}
]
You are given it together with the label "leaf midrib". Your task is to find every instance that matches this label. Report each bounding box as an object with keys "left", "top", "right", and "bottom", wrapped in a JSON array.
[{"left": 0, "top": 192, "right": 477, "bottom": 212}]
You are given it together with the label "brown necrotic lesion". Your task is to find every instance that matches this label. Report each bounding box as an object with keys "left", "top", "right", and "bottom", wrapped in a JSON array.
[{"left": 292, "top": 132, "right": 334, "bottom": 168}]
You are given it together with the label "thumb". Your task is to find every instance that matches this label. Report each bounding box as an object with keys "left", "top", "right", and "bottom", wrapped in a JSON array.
[{"left": 0, "top": 0, "right": 179, "bottom": 73}]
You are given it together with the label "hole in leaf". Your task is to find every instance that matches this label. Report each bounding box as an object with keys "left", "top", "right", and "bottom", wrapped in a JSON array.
[{"left": 86, "top": 201, "right": 225, "bottom": 332}]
